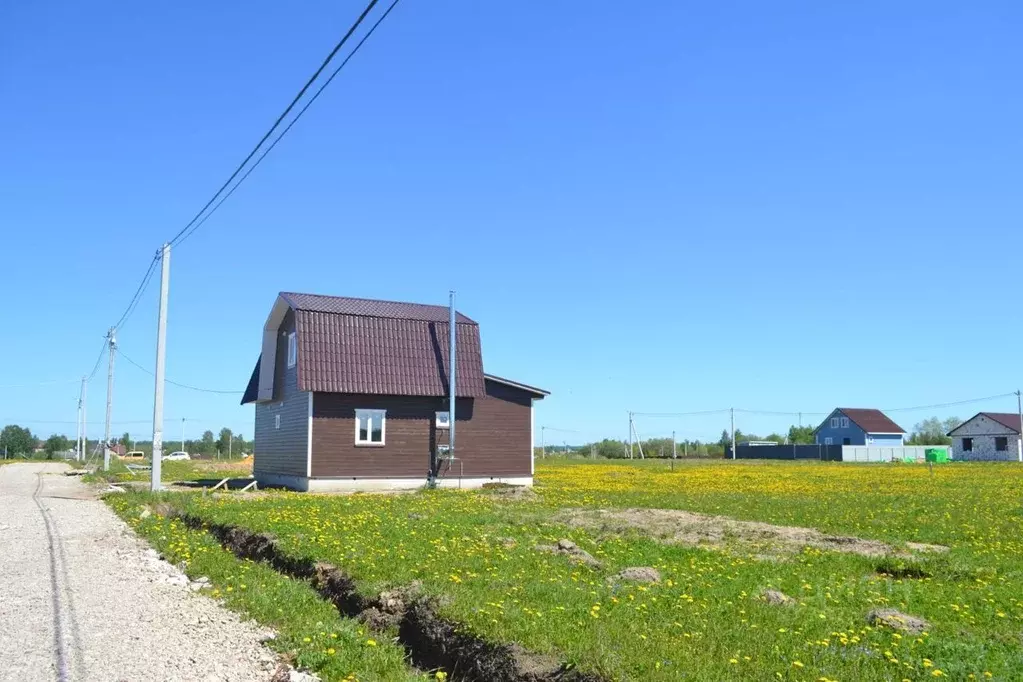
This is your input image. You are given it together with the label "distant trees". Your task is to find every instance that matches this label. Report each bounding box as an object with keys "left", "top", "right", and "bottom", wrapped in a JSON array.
[
  {"left": 787, "top": 425, "right": 816, "bottom": 444},
  {"left": 0, "top": 424, "right": 35, "bottom": 456},
  {"left": 217, "top": 428, "right": 233, "bottom": 457},
  {"left": 120, "top": 432, "right": 131, "bottom": 449},
  {"left": 906, "top": 417, "right": 959, "bottom": 446},
  {"left": 43, "top": 434, "right": 70, "bottom": 458}
]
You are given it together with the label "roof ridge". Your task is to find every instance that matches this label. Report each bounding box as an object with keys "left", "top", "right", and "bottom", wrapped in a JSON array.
[
  {"left": 278, "top": 291, "right": 477, "bottom": 324},
  {"left": 280, "top": 291, "right": 451, "bottom": 310}
]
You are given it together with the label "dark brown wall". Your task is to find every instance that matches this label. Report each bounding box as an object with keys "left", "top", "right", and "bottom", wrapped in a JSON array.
[
  {"left": 254, "top": 310, "right": 309, "bottom": 478},
  {"left": 310, "top": 378, "right": 533, "bottom": 479}
]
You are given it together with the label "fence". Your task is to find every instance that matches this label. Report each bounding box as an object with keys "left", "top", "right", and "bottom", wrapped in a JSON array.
[
  {"left": 729, "top": 444, "right": 843, "bottom": 461},
  {"left": 841, "top": 445, "right": 949, "bottom": 463}
]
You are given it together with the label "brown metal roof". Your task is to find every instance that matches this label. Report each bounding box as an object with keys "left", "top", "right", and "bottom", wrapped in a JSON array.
[
  {"left": 280, "top": 292, "right": 475, "bottom": 324},
  {"left": 838, "top": 408, "right": 905, "bottom": 434},
  {"left": 241, "top": 293, "right": 486, "bottom": 403},
  {"left": 296, "top": 309, "right": 485, "bottom": 396}
]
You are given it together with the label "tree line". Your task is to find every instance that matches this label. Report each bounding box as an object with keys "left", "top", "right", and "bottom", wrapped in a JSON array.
[{"left": 0, "top": 423, "right": 252, "bottom": 459}]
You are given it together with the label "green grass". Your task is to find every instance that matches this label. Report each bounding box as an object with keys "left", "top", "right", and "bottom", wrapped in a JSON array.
[
  {"left": 105, "top": 493, "right": 421, "bottom": 682},
  {"left": 107, "top": 460, "right": 1023, "bottom": 681}
]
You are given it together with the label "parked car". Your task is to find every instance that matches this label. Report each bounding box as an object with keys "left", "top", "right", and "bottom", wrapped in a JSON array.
[{"left": 163, "top": 451, "right": 190, "bottom": 461}]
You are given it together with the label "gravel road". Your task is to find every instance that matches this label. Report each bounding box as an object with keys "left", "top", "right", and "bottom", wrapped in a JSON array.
[{"left": 0, "top": 462, "right": 279, "bottom": 682}]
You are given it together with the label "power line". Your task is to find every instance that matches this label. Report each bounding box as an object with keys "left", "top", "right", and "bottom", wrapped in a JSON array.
[
  {"left": 882, "top": 393, "right": 1016, "bottom": 413},
  {"left": 172, "top": 0, "right": 402, "bottom": 248},
  {"left": 632, "top": 409, "right": 731, "bottom": 418},
  {"left": 112, "top": 252, "right": 160, "bottom": 332},
  {"left": 86, "top": 338, "right": 109, "bottom": 381},
  {"left": 168, "top": 0, "right": 387, "bottom": 248},
  {"left": 119, "top": 349, "right": 243, "bottom": 394}
]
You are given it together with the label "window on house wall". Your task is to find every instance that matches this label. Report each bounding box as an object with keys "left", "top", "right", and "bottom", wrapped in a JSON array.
[
  {"left": 840, "top": 417, "right": 849, "bottom": 429},
  {"left": 287, "top": 332, "right": 297, "bottom": 368},
  {"left": 824, "top": 437, "right": 833, "bottom": 445},
  {"left": 436, "top": 411, "right": 451, "bottom": 429},
  {"left": 962, "top": 437, "right": 973, "bottom": 452},
  {"left": 995, "top": 436, "right": 1008, "bottom": 451},
  {"left": 830, "top": 417, "right": 839, "bottom": 429},
  {"left": 274, "top": 414, "right": 281, "bottom": 430},
  {"left": 843, "top": 437, "right": 851, "bottom": 445},
  {"left": 355, "top": 409, "right": 386, "bottom": 445}
]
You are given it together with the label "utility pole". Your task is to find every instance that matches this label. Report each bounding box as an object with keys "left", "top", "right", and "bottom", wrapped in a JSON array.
[
  {"left": 628, "top": 412, "right": 633, "bottom": 459},
  {"left": 1017, "top": 390, "right": 1022, "bottom": 463},
  {"left": 103, "top": 327, "right": 116, "bottom": 471},
  {"left": 672, "top": 430, "right": 677, "bottom": 459},
  {"left": 540, "top": 426, "right": 546, "bottom": 459},
  {"left": 83, "top": 378, "right": 88, "bottom": 460},
  {"left": 730, "top": 407, "right": 736, "bottom": 460},
  {"left": 76, "top": 378, "right": 85, "bottom": 461},
  {"left": 151, "top": 243, "right": 170, "bottom": 492},
  {"left": 229, "top": 432, "right": 233, "bottom": 459},
  {"left": 181, "top": 418, "right": 186, "bottom": 454}
]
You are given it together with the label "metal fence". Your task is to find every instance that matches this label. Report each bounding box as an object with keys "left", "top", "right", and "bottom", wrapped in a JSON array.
[{"left": 729, "top": 444, "right": 843, "bottom": 461}]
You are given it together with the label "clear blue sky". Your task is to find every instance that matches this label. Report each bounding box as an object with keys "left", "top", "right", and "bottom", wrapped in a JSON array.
[{"left": 2, "top": 1, "right": 1021, "bottom": 445}]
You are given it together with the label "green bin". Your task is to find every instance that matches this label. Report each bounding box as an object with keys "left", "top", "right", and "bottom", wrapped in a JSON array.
[{"left": 925, "top": 448, "right": 948, "bottom": 463}]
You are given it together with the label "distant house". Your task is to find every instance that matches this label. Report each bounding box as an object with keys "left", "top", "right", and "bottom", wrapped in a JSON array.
[
  {"left": 241, "top": 293, "right": 548, "bottom": 491},
  {"left": 947, "top": 413, "right": 1021, "bottom": 461},
  {"left": 814, "top": 408, "right": 905, "bottom": 446}
]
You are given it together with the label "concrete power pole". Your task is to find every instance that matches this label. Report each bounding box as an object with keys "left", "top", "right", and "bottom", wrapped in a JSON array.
[
  {"left": 628, "top": 412, "right": 633, "bottom": 459},
  {"left": 76, "top": 377, "right": 85, "bottom": 461},
  {"left": 151, "top": 243, "right": 171, "bottom": 492},
  {"left": 730, "top": 407, "right": 736, "bottom": 460},
  {"left": 540, "top": 426, "right": 546, "bottom": 459},
  {"left": 672, "top": 430, "right": 677, "bottom": 459},
  {"left": 82, "top": 378, "right": 87, "bottom": 460},
  {"left": 103, "top": 327, "right": 116, "bottom": 471},
  {"left": 448, "top": 290, "right": 457, "bottom": 469}
]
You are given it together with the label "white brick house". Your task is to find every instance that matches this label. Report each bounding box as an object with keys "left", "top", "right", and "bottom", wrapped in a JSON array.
[{"left": 947, "top": 413, "right": 1022, "bottom": 461}]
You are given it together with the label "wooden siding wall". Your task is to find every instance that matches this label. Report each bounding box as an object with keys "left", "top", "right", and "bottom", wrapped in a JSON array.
[
  {"left": 311, "top": 379, "right": 532, "bottom": 479},
  {"left": 254, "top": 310, "right": 309, "bottom": 477}
]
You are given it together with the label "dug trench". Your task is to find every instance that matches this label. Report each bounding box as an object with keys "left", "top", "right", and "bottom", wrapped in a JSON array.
[{"left": 173, "top": 511, "right": 604, "bottom": 682}]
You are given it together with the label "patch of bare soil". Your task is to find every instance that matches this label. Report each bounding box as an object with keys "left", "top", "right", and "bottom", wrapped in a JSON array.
[
  {"left": 867, "top": 608, "right": 930, "bottom": 635},
  {"left": 760, "top": 589, "right": 794, "bottom": 606},
  {"left": 535, "top": 539, "right": 603, "bottom": 570},
  {"left": 482, "top": 484, "right": 538, "bottom": 501},
  {"left": 610, "top": 567, "right": 660, "bottom": 583},
  {"left": 559, "top": 508, "right": 901, "bottom": 558}
]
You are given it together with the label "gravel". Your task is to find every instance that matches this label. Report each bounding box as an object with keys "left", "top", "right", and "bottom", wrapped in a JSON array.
[{"left": 0, "top": 462, "right": 279, "bottom": 681}]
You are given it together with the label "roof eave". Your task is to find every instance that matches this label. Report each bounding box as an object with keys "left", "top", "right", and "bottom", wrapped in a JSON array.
[{"left": 484, "top": 373, "right": 550, "bottom": 397}]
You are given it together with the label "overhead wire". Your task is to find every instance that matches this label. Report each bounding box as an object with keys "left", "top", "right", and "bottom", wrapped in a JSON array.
[
  {"left": 118, "top": 349, "right": 243, "bottom": 394},
  {"left": 112, "top": 252, "right": 161, "bottom": 332},
  {"left": 171, "top": 0, "right": 403, "bottom": 248},
  {"left": 168, "top": 0, "right": 386, "bottom": 248}
]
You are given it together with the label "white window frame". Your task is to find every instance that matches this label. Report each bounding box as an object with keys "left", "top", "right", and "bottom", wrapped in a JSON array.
[
  {"left": 435, "top": 411, "right": 451, "bottom": 429},
  {"left": 287, "top": 332, "right": 297, "bottom": 369},
  {"left": 824, "top": 437, "right": 833, "bottom": 445},
  {"left": 840, "top": 417, "right": 849, "bottom": 429},
  {"left": 830, "top": 417, "right": 839, "bottom": 429},
  {"left": 355, "top": 409, "right": 386, "bottom": 446},
  {"left": 274, "top": 414, "right": 281, "bottom": 430}
]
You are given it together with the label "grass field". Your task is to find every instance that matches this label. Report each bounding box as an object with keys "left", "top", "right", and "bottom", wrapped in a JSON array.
[
  {"left": 86, "top": 455, "right": 253, "bottom": 483},
  {"left": 107, "top": 460, "right": 1023, "bottom": 681}
]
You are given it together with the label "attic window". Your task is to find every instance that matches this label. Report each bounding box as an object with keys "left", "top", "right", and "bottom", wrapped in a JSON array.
[
  {"left": 840, "top": 417, "right": 849, "bottom": 429},
  {"left": 355, "top": 409, "right": 386, "bottom": 446},
  {"left": 830, "top": 417, "right": 839, "bottom": 429},
  {"left": 287, "top": 333, "right": 297, "bottom": 369}
]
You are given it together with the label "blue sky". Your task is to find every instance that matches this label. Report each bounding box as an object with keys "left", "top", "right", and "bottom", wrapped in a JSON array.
[{"left": 2, "top": 1, "right": 1021, "bottom": 445}]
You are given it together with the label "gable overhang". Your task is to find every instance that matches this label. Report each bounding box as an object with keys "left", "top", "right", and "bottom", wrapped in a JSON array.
[
  {"left": 257, "top": 295, "right": 292, "bottom": 402},
  {"left": 484, "top": 373, "right": 550, "bottom": 398}
]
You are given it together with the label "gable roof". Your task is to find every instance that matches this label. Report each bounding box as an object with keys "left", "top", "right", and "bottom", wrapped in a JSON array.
[
  {"left": 814, "top": 408, "right": 905, "bottom": 434},
  {"left": 280, "top": 292, "right": 475, "bottom": 324},
  {"left": 947, "top": 412, "right": 1021, "bottom": 436},
  {"left": 242, "top": 292, "right": 486, "bottom": 403}
]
